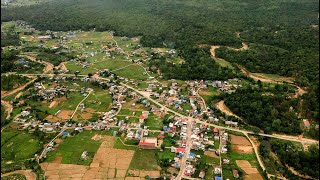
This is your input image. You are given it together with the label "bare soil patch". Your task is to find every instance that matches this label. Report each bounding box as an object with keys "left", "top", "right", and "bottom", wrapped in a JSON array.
[
  {"left": 57, "top": 110, "right": 74, "bottom": 119},
  {"left": 216, "top": 100, "right": 241, "bottom": 119},
  {"left": 1, "top": 91, "right": 8, "bottom": 95},
  {"left": 230, "top": 135, "right": 251, "bottom": 146},
  {"left": 48, "top": 101, "right": 57, "bottom": 108},
  {"left": 199, "top": 90, "right": 212, "bottom": 96},
  {"left": 204, "top": 151, "right": 219, "bottom": 158},
  {"left": 233, "top": 145, "right": 253, "bottom": 154},
  {"left": 79, "top": 112, "right": 93, "bottom": 119},
  {"left": 45, "top": 115, "right": 63, "bottom": 122},
  {"left": 1, "top": 100, "right": 13, "bottom": 119}
]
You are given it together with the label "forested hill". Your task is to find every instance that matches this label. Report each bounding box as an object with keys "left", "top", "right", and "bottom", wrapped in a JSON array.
[
  {"left": 1, "top": 0, "right": 319, "bottom": 120},
  {"left": 1, "top": 0, "right": 319, "bottom": 48}
]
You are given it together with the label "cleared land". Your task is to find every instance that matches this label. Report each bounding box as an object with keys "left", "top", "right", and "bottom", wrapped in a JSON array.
[
  {"left": 236, "top": 160, "right": 263, "bottom": 180},
  {"left": 43, "top": 133, "right": 136, "bottom": 179}
]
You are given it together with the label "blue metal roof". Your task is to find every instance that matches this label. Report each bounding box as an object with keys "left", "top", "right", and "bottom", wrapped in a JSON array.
[{"left": 215, "top": 176, "right": 222, "bottom": 180}]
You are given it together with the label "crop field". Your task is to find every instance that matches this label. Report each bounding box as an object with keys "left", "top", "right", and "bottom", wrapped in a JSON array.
[
  {"left": 144, "top": 113, "right": 163, "bottom": 130},
  {"left": 45, "top": 131, "right": 103, "bottom": 166},
  {"left": 221, "top": 134, "right": 264, "bottom": 180},
  {"left": 1, "top": 131, "right": 42, "bottom": 162},
  {"left": 129, "top": 149, "right": 159, "bottom": 171}
]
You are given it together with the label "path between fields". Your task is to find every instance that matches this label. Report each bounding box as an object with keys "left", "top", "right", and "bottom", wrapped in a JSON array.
[
  {"left": 70, "top": 89, "right": 93, "bottom": 119},
  {"left": 1, "top": 100, "right": 13, "bottom": 119},
  {"left": 1, "top": 169, "right": 37, "bottom": 180}
]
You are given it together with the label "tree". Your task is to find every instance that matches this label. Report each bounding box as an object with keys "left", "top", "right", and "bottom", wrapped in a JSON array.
[
  {"left": 74, "top": 71, "right": 80, "bottom": 77},
  {"left": 88, "top": 73, "right": 93, "bottom": 78}
]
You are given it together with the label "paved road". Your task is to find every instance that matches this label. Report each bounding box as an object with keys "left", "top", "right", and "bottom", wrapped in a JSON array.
[{"left": 177, "top": 117, "right": 192, "bottom": 179}]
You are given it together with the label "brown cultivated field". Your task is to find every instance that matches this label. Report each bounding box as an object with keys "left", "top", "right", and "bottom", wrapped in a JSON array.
[
  {"left": 230, "top": 135, "right": 253, "bottom": 154},
  {"left": 41, "top": 135, "right": 135, "bottom": 180},
  {"left": 236, "top": 160, "right": 263, "bottom": 180},
  {"left": 57, "top": 110, "right": 74, "bottom": 119},
  {"left": 204, "top": 151, "right": 219, "bottom": 158}
]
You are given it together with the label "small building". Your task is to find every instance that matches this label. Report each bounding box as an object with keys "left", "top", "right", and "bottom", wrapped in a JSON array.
[
  {"left": 138, "top": 137, "right": 157, "bottom": 149},
  {"left": 215, "top": 176, "right": 222, "bottom": 180},
  {"left": 199, "top": 171, "right": 206, "bottom": 179},
  {"left": 303, "top": 119, "right": 310, "bottom": 128},
  {"left": 233, "top": 169, "right": 239, "bottom": 178},
  {"left": 81, "top": 151, "right": 88, "bottom": 160}
]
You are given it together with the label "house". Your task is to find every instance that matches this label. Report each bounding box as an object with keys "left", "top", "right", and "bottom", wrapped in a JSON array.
[
  {"left": 81, "top": 151, "right": 88, "bottom": 160},
  {"left": 233, "top": 169, "right": 239, "bottom": 178},
  {"left": 138, "top": 137, "right": 158, "bottom": 149},
  {"left": 62, "top": 131, "right": 69, "bottom": 136},
  {"left": 214, "top": 168, "right": 221, "bottom": 174},
  {"left": 199, "top": 171, "right": 206, "bottom": 179},
  {"left": 214, "top": 128, "right": 219, "bottom": 135},
  {"left": 215, "top": 176, "right": 222, "bottom": 180},
  {"left": 176, "top": 147, "right": 186, "bottom": 153},
  {"left": 303, "top": 119, "right": 310, "bottom": 128}
]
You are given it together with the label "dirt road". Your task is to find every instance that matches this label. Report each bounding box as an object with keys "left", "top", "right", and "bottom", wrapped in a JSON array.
[
  {"left": 18, "top": 54, "right": 53, "bottom": 74},
  {"left": 1, "top": 169, "right": 37, "bottom": 180},
  {"left": 1, "top": 78, "right": 36, "bottom": 99},
  {"left": 1, "top": 100, "right": 13, "bottom": 119},
  {"left": 216, "top": 100, "right": 241, "bottom": 119}
]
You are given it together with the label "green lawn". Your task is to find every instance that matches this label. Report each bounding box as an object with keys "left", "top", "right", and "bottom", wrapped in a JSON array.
[
  {"left": 214, "top": 58, "right": 234, "bottom": 69},
  {"left": 1, "top": 131, "right": 42, "bottom": 161},
  {"left": 113, "top": 138, "right": 137, "bottom": 151},
  {"left": 83, "top": 90, "right": 112, "bottom": 112},
  {"left": 129, "top": 149, "right": 158, "bottom": 170},
  {"left": 45, "top": 131, "right": 103, "bottom": 166},
  {"left": 144, "top": 114, "right": 163, "bottom": 130}
]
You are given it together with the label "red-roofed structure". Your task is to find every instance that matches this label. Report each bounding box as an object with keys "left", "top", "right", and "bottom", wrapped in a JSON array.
[
  {"left": 158, "top": 135, "right": 165, "bottom": 139},
  {"left": 176, "top": 148, "right": 186, "bottom": 153},
  {"left": 138, "top": 142, "right": 156, "bottom": 149},
  {"left": 214, "top": 128, "right": 219, "bottom": 133}
]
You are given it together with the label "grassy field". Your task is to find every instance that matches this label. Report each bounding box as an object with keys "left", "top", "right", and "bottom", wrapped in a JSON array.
[
  {"left": 214, "top": 58, "right": 234, "bottom": 69},
  {"left": 82, "top": 90, "right": 112, "bottom": 112},
  {"left": 45, "top": 131, "right": 103, "bottom": 166},
  {"left": 129, "top": 149, "right": 158, "bottom": 170},
  {"left": 221, "top": 145, "right": 262, "bottom": 180},
  {"left": 144, "top": 114, "right": 163, "bottom": 130},
  {"left": 252, "top": 73, "right": 294, "bottom": 83},
  {"left": 199, "top": 86, "right": 220, "bottom": 105},
  {"left": 113, "top": 138, "right": 137, "bottom": 151},
  {"left": 1, "top": 131, "right": 42, "bottom": 161}
]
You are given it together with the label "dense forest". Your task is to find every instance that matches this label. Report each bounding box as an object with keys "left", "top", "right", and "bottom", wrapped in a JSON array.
[
  {"left": 1, "top": 74, "right": 29, "bottom": 91},
  {"left": 224, "top": 84, "right": 302, "bottom": 135},
  {"left": 1, "top": 0, "right": 319, "bottom": 131},
  {"left": 148, "top": 46, "right": 236, "bottom": 80},
  {"left": 259, "top": 139, "right": 319, "bottom": 178},
  {"left": 1, "top": 0, "right": 318, "bottom": 48}
]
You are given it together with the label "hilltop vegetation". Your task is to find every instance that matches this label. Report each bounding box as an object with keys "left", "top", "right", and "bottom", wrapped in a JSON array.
[{"left": 1, "top": 0, "right": 318, "bottom": 48}]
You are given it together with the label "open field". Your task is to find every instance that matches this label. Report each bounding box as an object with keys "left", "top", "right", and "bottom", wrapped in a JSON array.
[
  {"left": 129, "top": 149, "right": 159, "bottom": 171},
  {"left": 1, "top": 131, "right": 42, "bottom": 162},
  {"left": 236, "top": 160, "right": 263, "bottom": 180},
  {"left": 46, "top": 131, "right": 103, "bottom": 165},
  {"left": 42, "top": 133, "right": 137, "bottom": 179}
]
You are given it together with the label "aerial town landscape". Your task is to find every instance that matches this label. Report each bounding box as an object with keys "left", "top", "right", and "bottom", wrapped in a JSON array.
[{"left": 0, "top": 0, "right": 319, "bottom": 180}]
